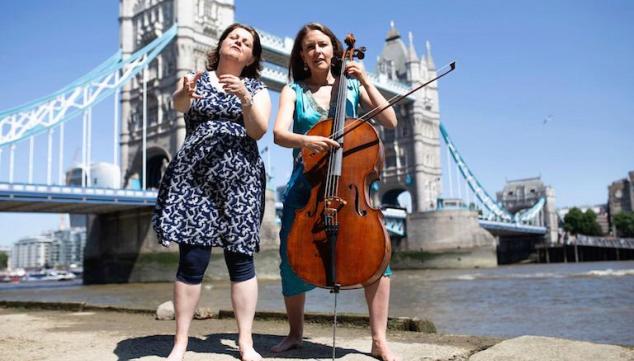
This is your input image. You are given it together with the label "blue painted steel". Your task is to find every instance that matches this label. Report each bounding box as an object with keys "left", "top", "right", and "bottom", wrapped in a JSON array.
[
  {"left": 0, "top": 24, "right": 178, "bottom": 147},
  {"left": 513, "top": 197, "right": 545, "bottom": 223},
  {"left": 0, "top": 182, "right": 157, "bottom": 206},
  {"left": 0, "top": 51, "right": 122, "bottom": 118},
  {"left": 384, "top": 217, "right": 406, "bottom": 236},
  {"left": 440, "top": 123, "right": 514, "bottom": 222},
  {"left": 479, "top": 220, "right": 547, "bottom": 234}
]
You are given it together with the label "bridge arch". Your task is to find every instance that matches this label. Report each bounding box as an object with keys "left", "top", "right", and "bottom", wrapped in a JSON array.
[
  {"left": 125, "top": 146, "right": 171, "bottom": 190},
  {"left": 380, "top": 187, "right": 412, "bottom": 213}
]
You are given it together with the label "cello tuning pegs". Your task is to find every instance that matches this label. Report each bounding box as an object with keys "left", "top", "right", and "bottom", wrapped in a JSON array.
[{"left": 354, "top": 47, "right": 366, "bottom": 60}]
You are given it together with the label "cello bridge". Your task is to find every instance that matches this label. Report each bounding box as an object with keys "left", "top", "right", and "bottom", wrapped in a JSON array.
[{"left": 324, "top": 197, "right": 347, "bottom": 216}]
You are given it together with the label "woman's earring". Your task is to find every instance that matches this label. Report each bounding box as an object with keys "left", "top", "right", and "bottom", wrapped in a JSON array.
[{"left": 303, "top": 62, "right": 308, "bottom": 71}]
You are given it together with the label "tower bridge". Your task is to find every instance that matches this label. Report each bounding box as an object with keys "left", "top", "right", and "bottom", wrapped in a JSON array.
[{"left": 0, "top": 0, "right": 556, "bottom": 282}]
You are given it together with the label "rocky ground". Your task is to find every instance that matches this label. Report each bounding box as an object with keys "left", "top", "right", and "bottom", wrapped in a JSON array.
[{"left": 0, "top": 306, "right": 632, "bottom": 361}]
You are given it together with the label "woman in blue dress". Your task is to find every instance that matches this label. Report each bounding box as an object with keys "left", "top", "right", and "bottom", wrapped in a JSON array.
[
  {"left": 152, "top": 23, "right": 271, "bottom": 361},
  {"left": 271, "top": 23, "right": 399, "bottom": 361}
]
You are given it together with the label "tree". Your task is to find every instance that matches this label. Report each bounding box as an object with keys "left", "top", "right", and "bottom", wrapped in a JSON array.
[
  {"left": 582, "top": 209, "right": 603, "bottom": 236},
  {"left": 0, "top": 252, "right": 7, "bottom": 270},
  {"left": 563, "top": 208, "right": 583, "bottom": 234},
  {"left": 563, "top": 207, "right": 603, "bottom": 236},
  {"left": 613, "top": 212, "right": 634, "bottom": 237}
]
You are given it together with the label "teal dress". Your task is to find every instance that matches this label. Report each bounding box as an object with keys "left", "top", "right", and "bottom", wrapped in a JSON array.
[{"left": 279, "top": 79, "right": 392, "bottom": 297}]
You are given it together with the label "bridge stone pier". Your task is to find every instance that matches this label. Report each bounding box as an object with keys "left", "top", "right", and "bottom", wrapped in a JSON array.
[
  {"left": 83, "top": 188, "right": 278, "bottom": 284},
  {"left": 400, "top": 210, "right": 497, "bottom": 268},
  {"left": 84, "top": 208, "right": 162, "bottom": 284}
]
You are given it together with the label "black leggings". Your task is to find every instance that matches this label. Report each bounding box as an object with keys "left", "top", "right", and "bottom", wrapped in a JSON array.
[{"left": 176, "top": 243, "right": 255, "bottom": 284}]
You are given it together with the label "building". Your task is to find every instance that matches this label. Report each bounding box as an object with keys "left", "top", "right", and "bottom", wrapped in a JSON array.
[
  {"left": 374, "top": 23, "right": 443, "bottom": 213},
  {"left": 65, "top": 162, "right": 122, "bottom": 189},
  {"left": 496, "top": 177, "right": 558, "bottom": 242},
  {"left": 49, "top": 228, "right": 87, "bottom": 267},
  {"left": 65, "top": 162, "right": 121, "bottom": 227},
  {"left": 119, "top": 0, "right": 235, "bottom": 190},
  {"left": 10, "top": 228, "right": 86, "bottom": 270},
  {"left": 10, "top": 236, "right": 56, "bottom": 269},
  {"left": 608, "top": 171, "right": 634, "bottom": 231}
]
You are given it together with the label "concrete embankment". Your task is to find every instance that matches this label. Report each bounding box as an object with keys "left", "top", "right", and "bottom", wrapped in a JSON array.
[{"left": 1, "top": 302, "right": 632, "bottom": 361}]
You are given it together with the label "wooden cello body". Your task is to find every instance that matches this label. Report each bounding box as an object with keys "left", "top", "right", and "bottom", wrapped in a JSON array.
[{"left": 286, "top": 117, "right": 391, "bottom": 289}]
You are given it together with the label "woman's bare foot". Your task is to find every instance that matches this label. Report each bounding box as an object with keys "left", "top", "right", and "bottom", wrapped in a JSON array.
[
  {"left": 166, "top": 342, "right": 187, "bottom": 361},
  {"left": 371, "top": 339, "right": 400, "bottom": 361},
  {"left": 239, "top": 345, "right": 262, "bottom": 361},
  {"left": 270, "top": 335, "right": 303, "bottom": 353}
]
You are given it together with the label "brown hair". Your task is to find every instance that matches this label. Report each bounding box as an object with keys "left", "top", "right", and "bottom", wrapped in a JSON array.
[
  {"left": 206, "top": 23, "right": 262, "bottom": 78},
  {"left": 288, "top": 23, "right": 343, "bottom": 82}
]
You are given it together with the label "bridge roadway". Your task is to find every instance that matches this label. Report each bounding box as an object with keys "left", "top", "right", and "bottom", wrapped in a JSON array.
[
  {"left": 0, "top": 182, "right": 545, "bottom": 238},
  {"left": 0, "top": 182, "right": 407, "bottom": 236},
  {"left": 0, "top": 183, "right": 156, "bottom": 214}
]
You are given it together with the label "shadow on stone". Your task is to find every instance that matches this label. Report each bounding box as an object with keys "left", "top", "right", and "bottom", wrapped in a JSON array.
[{"left": 113, "top": 332, "right": 361, "bottom": 360}]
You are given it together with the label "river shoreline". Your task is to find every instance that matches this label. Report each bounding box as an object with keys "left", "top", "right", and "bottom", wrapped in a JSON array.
[{"left": 1, "top": 261, "right": 633, "bottom": 346}]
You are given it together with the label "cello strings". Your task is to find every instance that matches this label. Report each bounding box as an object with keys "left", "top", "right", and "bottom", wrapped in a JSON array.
[
  {"left": 324, "top": 56, "right": 348, "bottom": 225},
  {"left": 332, "top": 56, "right": 349, "bottom": 225}
]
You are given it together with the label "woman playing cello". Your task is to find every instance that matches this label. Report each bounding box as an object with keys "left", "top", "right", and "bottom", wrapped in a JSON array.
[{"left": 272, "top": 22, "right": 399, "bottom": 361}]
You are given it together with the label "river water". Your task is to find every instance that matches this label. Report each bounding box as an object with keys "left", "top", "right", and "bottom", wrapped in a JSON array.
[{"left": 1, "top": 261, "right": 633, "bottom": 346}]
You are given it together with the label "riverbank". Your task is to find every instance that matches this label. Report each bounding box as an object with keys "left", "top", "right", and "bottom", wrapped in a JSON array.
[{"left": 1, "top": 304, "right": 632, "bottom": 361}]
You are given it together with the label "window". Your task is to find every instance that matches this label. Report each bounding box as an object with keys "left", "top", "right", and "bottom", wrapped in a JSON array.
[
  {"left": 401, "top": 123, "right": 409, "bottom": 137},
  {"left": 383, "top": 128, "right": 395, "bottom": 143},
  {"left": 386, "top": 154, "right": 397, "bottom": 168},
  {"left": 399, "top": 154, "right": 406, "bottom": 167}
]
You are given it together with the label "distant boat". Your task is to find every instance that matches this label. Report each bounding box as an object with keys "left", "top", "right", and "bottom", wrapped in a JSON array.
[
  {"left": 0, "top": 270, "right": 25, "bottom": 283},
  {"left": 24, "top": 270, "right": 77, "bottom": 282},
  {"left": 54, "top": 270, "right": 77, "bottom": 281}
]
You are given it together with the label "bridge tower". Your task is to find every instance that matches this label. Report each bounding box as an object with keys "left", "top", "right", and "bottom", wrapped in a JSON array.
[
  {"left": 497, "top": 177, "right": 559, "bottom": 242},
  {"left": 119, "top": 0, "right": 235, "bottom": 189},
  {"left": 374, "top": 22, "right": 442, "bottom": 212}
]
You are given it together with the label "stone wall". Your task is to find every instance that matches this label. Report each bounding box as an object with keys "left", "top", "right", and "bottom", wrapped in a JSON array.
[{"left": 401, "top": 209, "right": 497, "bottom": 268}]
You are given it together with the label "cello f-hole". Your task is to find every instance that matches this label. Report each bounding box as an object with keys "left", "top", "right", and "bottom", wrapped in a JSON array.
[{"left": 349, "top": 184, "right": 367, "bottom": 216}]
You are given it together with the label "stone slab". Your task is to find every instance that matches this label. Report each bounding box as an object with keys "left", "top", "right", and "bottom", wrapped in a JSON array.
[{"left": 469, "top": 335, "right": 634, "bottom": 361}]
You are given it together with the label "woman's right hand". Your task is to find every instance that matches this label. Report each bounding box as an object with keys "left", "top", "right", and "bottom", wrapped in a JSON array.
[
  {"left": 182, "top": 72, "right": 203, "bottom": 99},
  {"left": 302, "top": 135, "right": 340, "bottom": 153}
]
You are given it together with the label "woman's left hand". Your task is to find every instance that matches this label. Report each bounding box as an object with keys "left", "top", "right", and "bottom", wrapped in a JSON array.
[
  {"left": 345, "top": 61, "right": 369, "bottom": 86},
  {"left": 218, "top": 74, "right": 251, "bottom": 104}
]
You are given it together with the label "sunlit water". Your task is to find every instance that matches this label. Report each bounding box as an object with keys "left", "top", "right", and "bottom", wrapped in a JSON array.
[{"left": 2, "top": 261, "right": 632, "bottom": 345}]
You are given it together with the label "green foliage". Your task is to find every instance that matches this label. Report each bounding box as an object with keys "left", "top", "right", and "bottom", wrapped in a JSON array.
[
  {"left": 563, "top": 207, "right": 603, "bottom": 236},
  {"left": 613, "top": 212, "right": 634, "bottom": 237},
  {"left": 0, "top": 251, "right": 7, "bottom": 270}
]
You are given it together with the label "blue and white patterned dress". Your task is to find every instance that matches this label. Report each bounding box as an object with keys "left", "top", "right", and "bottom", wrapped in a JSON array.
[{"left": 152, "top": 72, "right": 267, "bottom": 256}]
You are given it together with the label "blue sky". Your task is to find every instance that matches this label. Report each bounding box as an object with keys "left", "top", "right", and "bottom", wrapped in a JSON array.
[{"left": 0, "top": 1, "right": 632, "bottom": 246}]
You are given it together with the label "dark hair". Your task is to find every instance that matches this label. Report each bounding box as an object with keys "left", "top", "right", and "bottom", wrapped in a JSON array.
[
  {"left": 206, "top": 23, "right": 262, "bottom": 78},
  {"left": 288, "top": 23, "right": 343, "bottom": 82}
]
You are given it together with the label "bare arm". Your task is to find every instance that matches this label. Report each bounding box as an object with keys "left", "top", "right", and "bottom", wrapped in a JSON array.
[
  {"left": 273, "top": 85, "right": 339, "bottom": 152},
  {"left": 241, "top": 87, "right": 271, "bottom": 140},
  {"left": 346, "top": 62, "right": 397, "bottom": 129}
]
